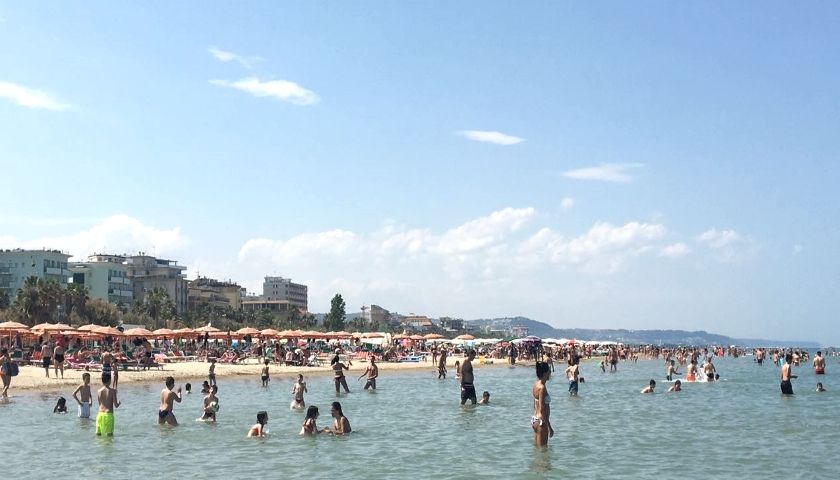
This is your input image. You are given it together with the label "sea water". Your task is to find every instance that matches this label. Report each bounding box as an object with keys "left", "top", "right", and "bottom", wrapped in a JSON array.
[{"left": 1, "top": 356, "right": 837, "bottom": 479}]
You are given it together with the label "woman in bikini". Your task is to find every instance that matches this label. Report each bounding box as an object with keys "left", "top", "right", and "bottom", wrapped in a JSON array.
[
  {"left": 532, "top": 361, "right": 554, "bottom": 447},
  {"left": 331, "top": 354, "right": 351, "bottom": 394},
  {"left": 300, "top": 406, "right": 321, "bottom": 436}
]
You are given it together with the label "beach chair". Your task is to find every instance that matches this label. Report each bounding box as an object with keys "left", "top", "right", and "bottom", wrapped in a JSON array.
[{"left": 305, "top": 354, "right": 322, "bottom": 367}]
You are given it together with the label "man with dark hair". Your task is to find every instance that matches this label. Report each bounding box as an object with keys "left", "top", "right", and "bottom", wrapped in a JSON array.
[
  {"left": 159, "top": 376, "right": 182, "bottom": 425},
  {"left": 460, "top": 350, "right": 477, "bottom": 405},
  {"left": 780, "top": 353, "right": 797, "bottom": 395},
  {"left": 813, "top": 351, "right": 825, "bottom": 375}
]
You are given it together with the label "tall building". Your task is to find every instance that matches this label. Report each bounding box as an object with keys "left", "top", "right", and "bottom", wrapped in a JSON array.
[
  {"left": 0, "top": 249, "right": 72, "bottom": 299},
  {"left": 69, "top": 254, "right": 133, "bottom": 306},
  {"left": 126, "top": 254, "right": 188, "bottom": 313},
  {"left": 187, "top": 277, "right": 242, "bottom": 311},
  {"left": 262, "top": 276, "right": 308, "bottom": 311}
]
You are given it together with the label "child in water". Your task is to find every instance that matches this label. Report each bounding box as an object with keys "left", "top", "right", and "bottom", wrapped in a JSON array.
[
  {"left": 478, "top": 391, "right": 490, "bottom": 404},
  {"left": 668, "top": 380, "right": 682, "bottom": 392},
  {"left": 185, "top": 383, "right": 192, "bottom": 394},
  {"left": 53, "top": 396, "right": 68, "bottom": 413},
  {"left": 200, "top": 381, "right": 210, "bottom": 394},
  {"left": 816, "top": 382, "right": 826, "bottom": 392},
  {"left": 300, "top": 406, "right": 321, "bottom": 436},
  {"left": 261, "top": 359, "right": 270, "bottom": 387},
  {"left": 201, "top": 385, "right": 219, "bottom": 422},
  {"left": 641, "top": 379, "right": 656, "bottom": 394},
  {"left": 454, "top": 361, "right": 461, "bottom": 379},
  {"left": 247, "top": 411, "right": 268, "bottom": 437}
]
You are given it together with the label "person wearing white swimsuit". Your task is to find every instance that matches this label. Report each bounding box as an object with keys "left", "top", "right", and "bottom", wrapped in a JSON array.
[{"left": 532, "top": 361, "right": 554, "bottom": 447}]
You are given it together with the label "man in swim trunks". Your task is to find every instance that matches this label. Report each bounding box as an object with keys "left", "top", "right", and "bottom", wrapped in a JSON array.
[
  {"left": 565, "top": 356, "right": 580, "bottom": 396},
  {"left": 358, "top": 355, "right": 379, "bottom": 390},
  {"left": 460, "top": 350, "right": 477, "bottom": 405},
  {"left": 755, "top": 348, "right": 765, "bottom": 366},
  {"left": 202, "top": 385, "right": 218, "bottom": 422},
  {"left": 41, "top": 342, "right": 52, "bottom": 378},
  {"left": 73, "top": 372, "right": 93, "bottom": 418},
  {"left": 813, "top": 351, "right": 825, "bottom": 375},
  {"left": 96, "top": 372, "right": 120, "bottom": 436},
  {"left": 780, "top": 353, "right": 797, "bottom": 395},
  {"left": 159, "top": 376, "right": 182, "bottom": 426},
  {"left": 703, "top": 357, "right": 717, "bottom": 382}
]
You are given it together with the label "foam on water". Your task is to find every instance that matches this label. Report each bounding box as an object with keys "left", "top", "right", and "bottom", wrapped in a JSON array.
[{"left": 1, "top": 356, "right": 837, "bottom": 479}]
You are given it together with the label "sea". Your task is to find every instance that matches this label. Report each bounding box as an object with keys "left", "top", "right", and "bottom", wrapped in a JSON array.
[{"left": 1, "top": 355, "right": 837, "bottom": 479}]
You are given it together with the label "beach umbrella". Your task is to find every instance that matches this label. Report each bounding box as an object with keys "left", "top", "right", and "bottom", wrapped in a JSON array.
[
  {"left": 123, "top": 327, "right": 154, "bottom": 337},
  {"left": 77, "top": 324, "right": 101, "bottom": 332},
  {"left": 524, "top": 335, "right": 541, "bottom": 342},
  {"left": 0, "top": 321, "right": 28, "bottom": 331},
  {"left": 454, "top": 334, "right": 475, "bottom": 341},
  {"left": 94, "top": 326, "right": 124, "bottom": 337},
  {"left": 236, "top": 327, "right": 260, "bottom": 336},
  {"left": 393, "top": 333, "right": 408, "bottom": 340},
  {"left": 260, "top": 328, "right": 280, "bottom": 337},
  {"left": 153, "top": 328, "right": 175, "bottom": 336},
  {"left": 194, "top": 325, "right": 220, "bottom": 333},
  {"left": 409, "top": 334, "right": 424, "bottom": 341},
  {"left": 424, "top": 333, "right": 444, "bottom": 340},
  {"left": 361, "top": 332, "right": 384, "bottom": 338},
  {"left": 302, "top": 330, "right": 323, "bottom": 338},
  {"left": 32, "top": 323, "right": 75, "bottom": 331}
]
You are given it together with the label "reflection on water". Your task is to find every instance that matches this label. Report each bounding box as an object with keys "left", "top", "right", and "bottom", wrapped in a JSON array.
[{"left": 0, "top": 357, "right": 837, "bottom": 478}]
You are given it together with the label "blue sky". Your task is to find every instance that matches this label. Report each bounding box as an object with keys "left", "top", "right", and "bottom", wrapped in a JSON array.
[{"left": 1, "top": 2, "right": 838, "bottom": 343}]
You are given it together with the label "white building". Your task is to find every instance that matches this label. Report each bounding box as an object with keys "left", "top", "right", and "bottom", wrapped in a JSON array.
[
  {"left": 126, "top": 254, "right": 188, "bottom": 313},
  {"left": 70, "top": 254, "right": 133, "bottom": 306},
  {"left": 262, "top": 276, "right": 308, "bottom": 311},
  {"left": 0, "top": 249, "right": 71, "bottom": 299}
]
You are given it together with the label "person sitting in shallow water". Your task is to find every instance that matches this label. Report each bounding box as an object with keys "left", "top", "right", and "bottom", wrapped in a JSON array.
[
  {"left": 478, "top": 391, "right": 490, "bottom": 404},
  {"left": 641, "top": 379, "right": 656, "bottom": 394},
  {"left": 668, "top": 380, "right": 681, "bottom": 392},
  {"left": 247, "top": 411, "right": 268, "bottom": 437},
  {"left": 325, "top": 401, "right": 352, "bottom": 435},
  {"left": 300, "top": 406, "right": 322, "bottom": 436},
  {"left": 816, "top": 382, "right": 826, "bottom": 392},
  {"left": 53, "top": 396, "right": 68, "bottom": 413}
]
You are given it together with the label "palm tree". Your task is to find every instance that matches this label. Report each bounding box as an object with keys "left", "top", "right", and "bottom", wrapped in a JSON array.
[
  {"left": 15, "top": 276, "right": 41, "bottom": 326},
  {"left": 65, "top": 283, "right": 89, "bottom": 322}
]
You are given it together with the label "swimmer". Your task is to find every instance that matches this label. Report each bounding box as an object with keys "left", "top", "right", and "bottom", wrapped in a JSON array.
[
  {"left": 208, "top": 358, "right": 217, "bottom": 387},
  {"left": 357, "top": 355, "right": 379, "bottom": 390},
  {"left": 53, "top": 396, "right": 68, "bottom": 414},
  {"left": 478, "top": 391, "right": 490, "bottom": 404},
  {"left": 158, "top": 376, "right": 182, "bottom": 426},
  {"left": 201, "top": 385, "right": 219, "bottom": 422},
  {"left": 780, "top": 353, "right": 797, "bottom": 395},
  {"left": 438, "top": 349, "right": 447, "bottom": 379},
  {"left": 96, "top": 373, "right": 120, "bottom": 436},
  {"left": 72, "top": 372, "right": 93, "bottom": 418},
  {"left": 247, "top": 411, "right": 268, "bottom": 437},
  {"left": 532, "top": 361, "right": 553, "bottom": 447},
  {"left": 460, "top": 350, "right": 477, "bottom": 405},
  {"left": 291, "top": 374, "right": 307, "bottom": 409},
  {"left": 200, "top": 381, "right": 210, "bottom": 394},
  {"left": 454, "top": 360, "right": 461, "bottom": 379},
  {"left": 565, "top": 356, "right": 580, "bottom": 396},
  {"left": 641, "top": 379, "right": 656, "bottom": 394},
  {"left": 325, "top": 401, "right": 352, "bottom": 435},
  {"left": 331, "top": 354, "right": 351, "bottom": 394},
  {"left": 666, "top": 360, "right": 679, "bottom": 381},
  {"left": 816, "top": 382, "right": 826, "bottom": 392},
  {"left": 185, "top": 383, "right": 192, "bottom": 394},
  {"left": 813, "top": 351, "right": 826, "bottom": 375},
  {"left": 668, "top": 380, "right": 682, "bottom": 392},
  {"left": 261, "top": 359, "right": 270, "bottom": 387},
  {"left": 300, "top": 406, "right": 321, "bottom": 436},
  {"left": 703, "top": 357, "right": 717, "bottom": 382}
]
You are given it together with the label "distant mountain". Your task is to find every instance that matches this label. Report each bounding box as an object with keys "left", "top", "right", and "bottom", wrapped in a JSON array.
[{"left": 464, "top": 317, "right": 819, "bottom": 347}]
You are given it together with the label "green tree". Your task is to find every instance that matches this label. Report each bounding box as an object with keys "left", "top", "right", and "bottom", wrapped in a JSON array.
[
  {"left": 86, "top": 298, "right": 122, "bottom": 326},
  {"left": 15, "top": 276, "right": 42, "bottom": 325},
  {"left": 0, "top": 290, "right": 10, "bottom": 310},
  {"left": 65, "top": 283, "right": 89, "bottom": 321},
  {"left": 324, "top": 294, "right": 346, "bottom": 331}
]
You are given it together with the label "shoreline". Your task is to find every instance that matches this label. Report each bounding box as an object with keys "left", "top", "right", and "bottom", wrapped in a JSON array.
[{"left": 4, "top": 355, "right": 526, "bottom": 393}]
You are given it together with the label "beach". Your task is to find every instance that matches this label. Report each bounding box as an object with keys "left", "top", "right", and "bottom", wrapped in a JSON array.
[{"left": 5, "top": 354, "right": 504, "bottom": 392}]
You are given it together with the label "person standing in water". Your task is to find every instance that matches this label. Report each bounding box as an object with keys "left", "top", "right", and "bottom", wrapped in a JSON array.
[
  {"left": 531, "top": 361, "right": 553, "bottom": 447},
  {"left": 291, "top": 374, "right": 307, "bottom": 409},
  {"left": 438, "top": 349, "right": 447, "bottom": 379},
  {"left": 460, "top": 350, "right": 477, "bottom": 405},
  {"left": 358, "top": 355, "right": 379, "bottom": 390},
  {"left": 72, "top": 372, "right": 93, "bottom": 418},
  {"left": 703, "top": 357, "right": 717, "bottom": 382},
  {"left": 685, "top": 359, "right": 698, "bottom": 382},
  {"left": 53, "top": 343, "right": 65, "bottom": 379},
  {"left": 158, "top": 376, "right": 182, "bottom": 426},
  {"left": 331, "top": 354, "right": 351, "bottom": 394},
  {"left": 96, "top": 373, "right": 120, "bottom": 436},
  {"left": 201, "top": 385, "right": 219, "bottom": 422},
  {"left": 780, "top": 353, "right": 797, "bottom": 395},
  {"left": 564, "top": 356, "right": 580, "bottom": 396},
  {"left": 813, "top": 351, "right": 825, "bottom": 375},
  {"left": 666, "top": 360, "right": 679, "bottom": 381},
  {"left": 248, "top": 411, "right": 268, "bottom": 437},
  {"left": 261, "top": 359, "right": 270, "bottom": 387}
]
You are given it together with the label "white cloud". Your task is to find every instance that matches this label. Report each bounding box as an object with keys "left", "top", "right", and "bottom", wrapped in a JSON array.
[
  {"left": 560, "top": 197, "right": 574, "bottom": 211},
  {"left": 210, "top": 77, "right": 320, "bottom": 106},
  {"left": 434, "top": 207, "right": 536, "bottom": 254},
  {"left": 697, "top": 229, "right": 741, "bottom": 249},
  {"left": 456, "top": 130, "right": 524, "bottom": 146},
  {"left": 0, "top": 215, "right": 188, "bottom": 260},
  {"left": 562, "top": 163, "right": 644, "bottom": 183},
  {"left": 659, "top": 242, "right": 690, "bottom": 258},
  {"left": 0, "top": 81, "right": 71, "bottom": 111},
  {"left": 207, "top": 47, "right": 262, "bottom": 69}
]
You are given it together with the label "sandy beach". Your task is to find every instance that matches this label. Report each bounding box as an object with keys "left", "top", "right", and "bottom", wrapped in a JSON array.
[{"left": 5, "top": 355, "right": 513, "bottom": 392}]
